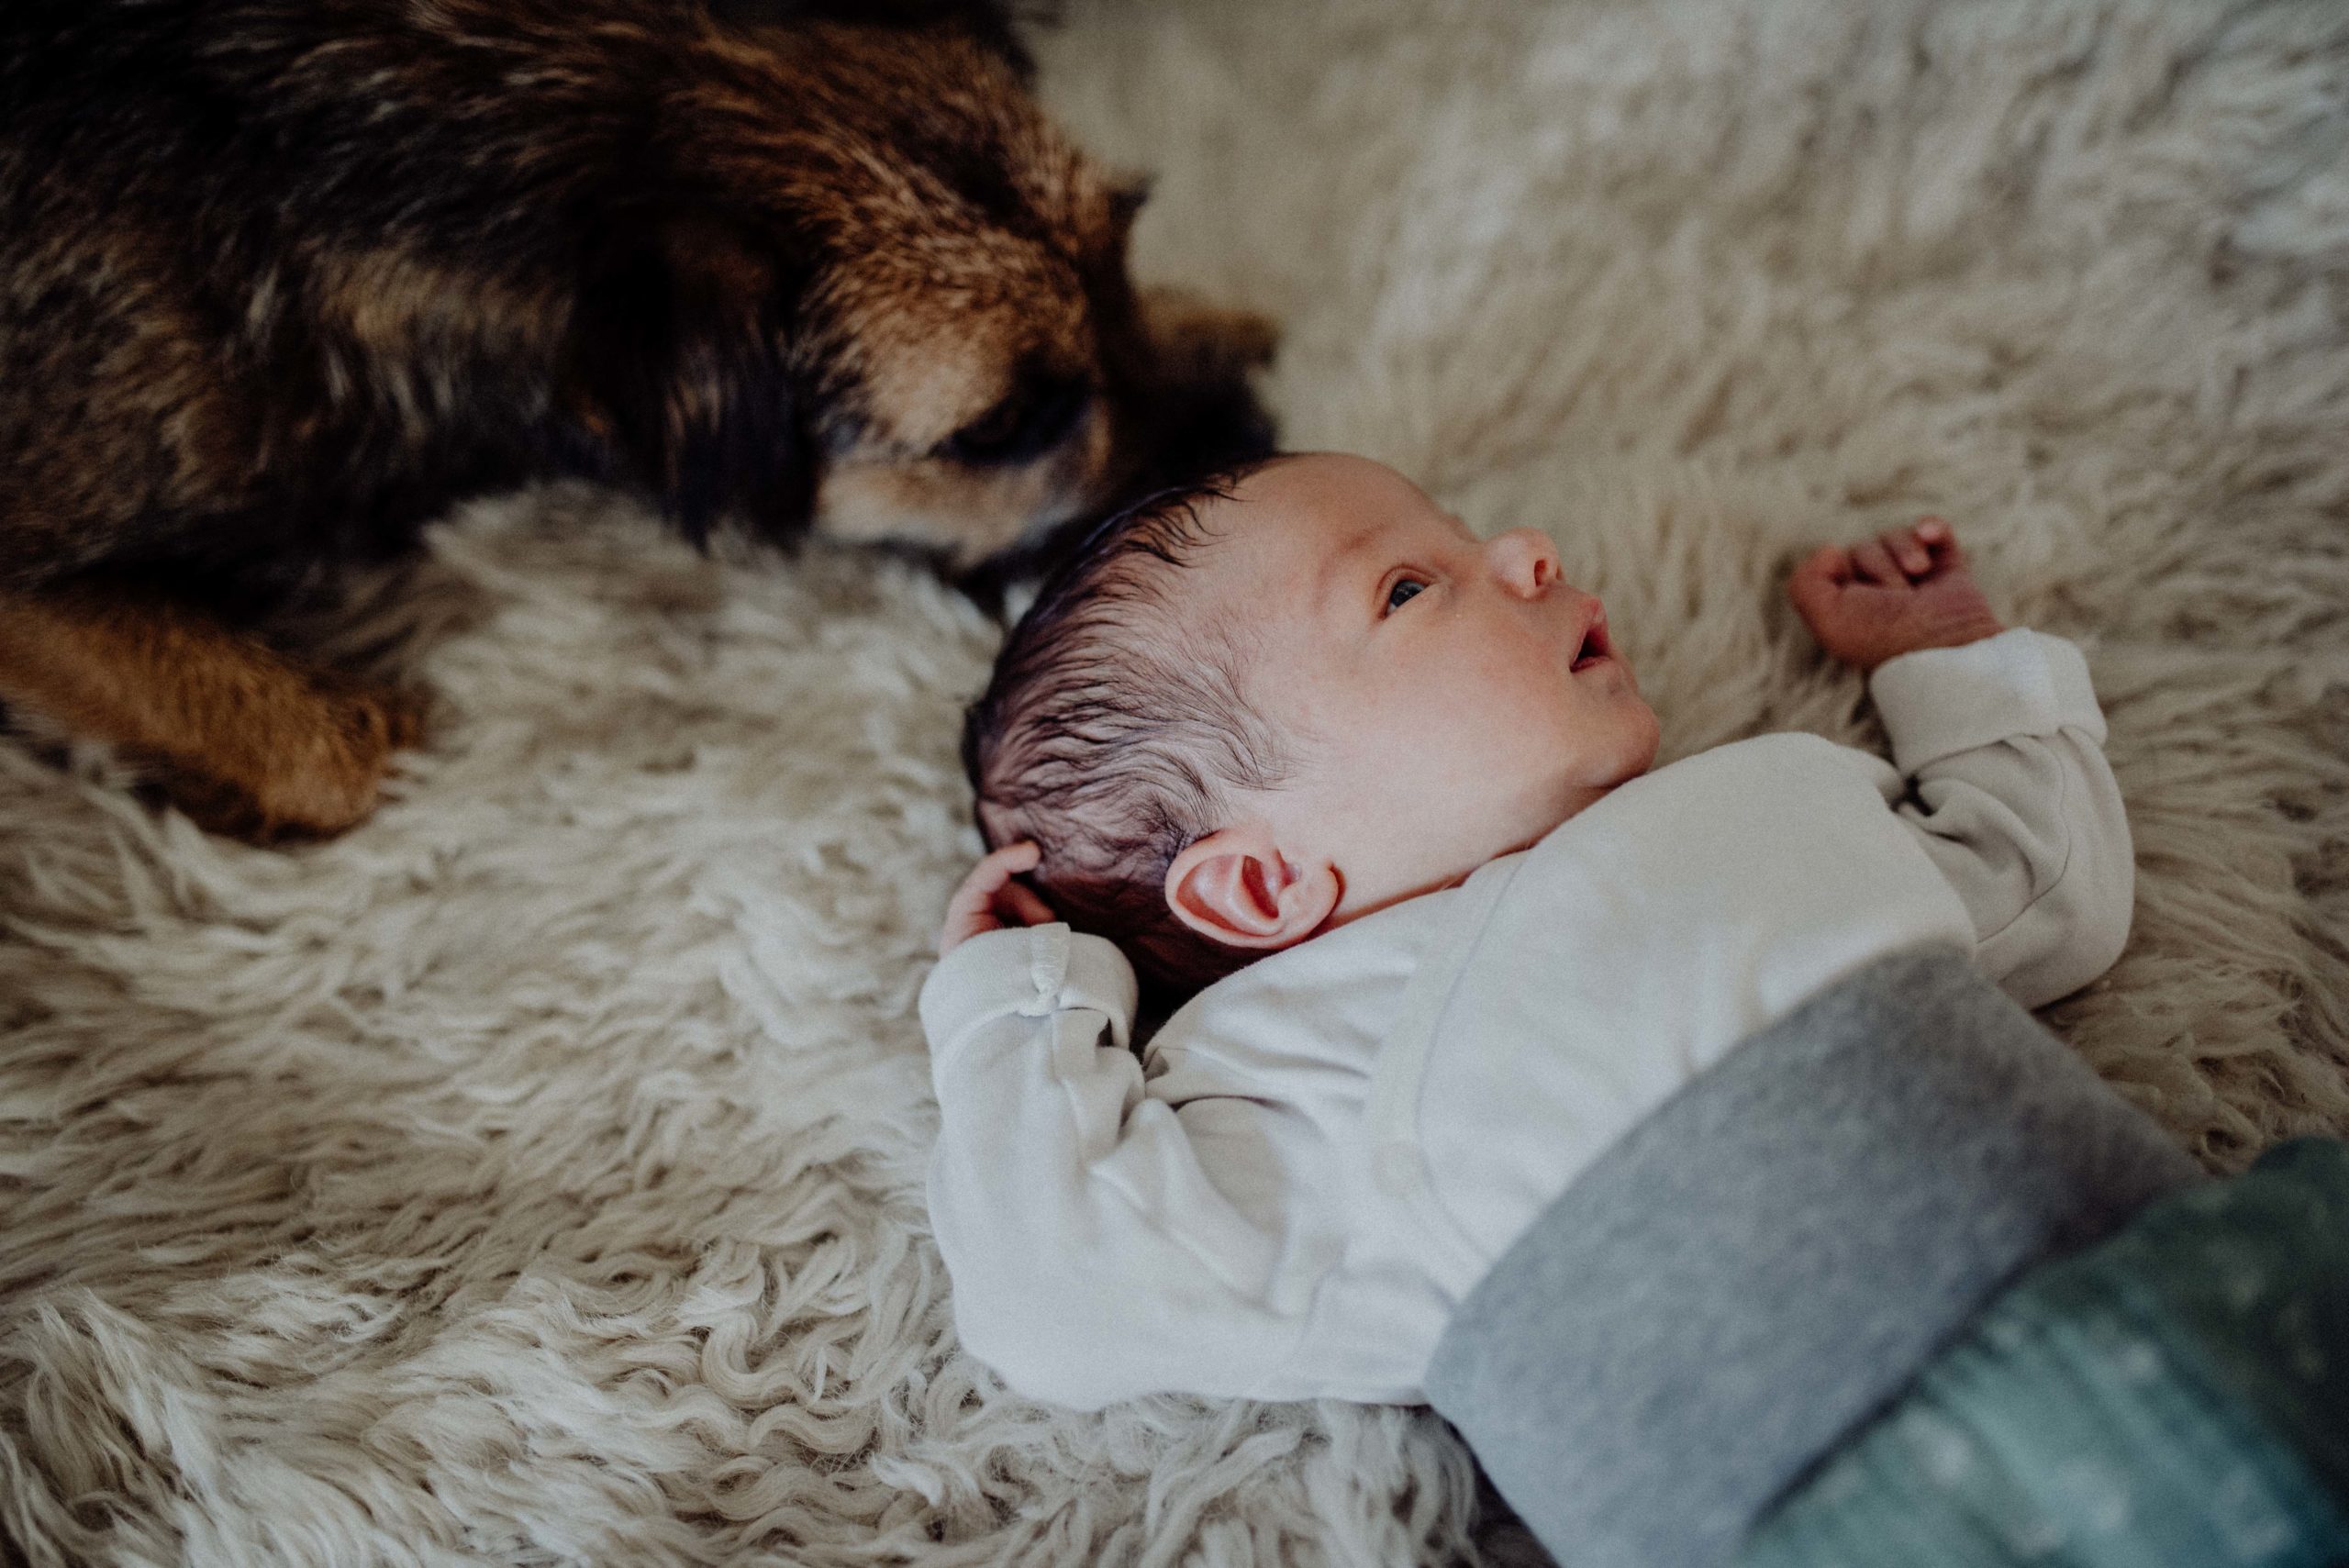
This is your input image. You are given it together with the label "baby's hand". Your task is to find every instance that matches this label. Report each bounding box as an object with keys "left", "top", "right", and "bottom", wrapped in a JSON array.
[
  {"left": 1786, "top": 518, "right": 2006, "bottom": 673},
  {"left": 939, "top": 841, "right": 1057, "bottom": 957}
]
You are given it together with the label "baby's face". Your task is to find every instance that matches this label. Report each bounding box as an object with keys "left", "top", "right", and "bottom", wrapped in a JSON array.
[{"left": 1197, "top": 453, "right": 1661, "bottom": 923}]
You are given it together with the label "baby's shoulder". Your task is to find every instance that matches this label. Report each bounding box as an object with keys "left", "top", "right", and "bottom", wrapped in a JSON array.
[
  {"left": 1708, "top": 728, "right": 1866, "bottom": 762},
  {"left": 1563, "top": 731, "right": 1900, "bottom": 855},
  {"left": 1648, "top": 729, "right": 1888, "bottom": 794}
]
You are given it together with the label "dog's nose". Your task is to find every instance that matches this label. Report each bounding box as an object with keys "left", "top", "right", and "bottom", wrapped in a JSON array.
[
  {"left": 1124, "top": 369, "right": 1277, "bottom": 495},
  {"left": 1169, "top": 373, "right": 1277, "bottom": 473},
  {"left": 1097, "top": 293, "right": 1280, "bottom": 495}
]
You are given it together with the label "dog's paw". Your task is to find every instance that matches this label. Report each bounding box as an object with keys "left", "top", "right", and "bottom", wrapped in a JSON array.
[
  {"left": 161, "top": 684, "right": 426, "bottom": 843},
  {"left": 366, "top": 685, "right": 428, "bottom": 755}
]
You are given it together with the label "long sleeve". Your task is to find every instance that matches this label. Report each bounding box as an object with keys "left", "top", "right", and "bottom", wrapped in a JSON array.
[
  {"left": 919, "top": 924, "right": 1310, "bottom": 1409},
  {"left": 1867, "top": 629, "right": 2133, "bottom": 1008}
]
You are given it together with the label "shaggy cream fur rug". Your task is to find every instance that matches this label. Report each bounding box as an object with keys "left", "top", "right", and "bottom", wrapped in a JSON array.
[{"left": 6, "top": 1, "right": 2346, "bottom": 1562}]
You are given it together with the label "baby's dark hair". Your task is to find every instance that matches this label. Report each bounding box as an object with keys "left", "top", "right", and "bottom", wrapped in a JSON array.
[{"left": 961, "top": 458, "right": 1289, "bottom": 998}]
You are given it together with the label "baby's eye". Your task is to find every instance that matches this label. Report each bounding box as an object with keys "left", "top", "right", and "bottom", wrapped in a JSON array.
[{"left": 1385, "top": 576, "right": 1429, "bottom": 613}]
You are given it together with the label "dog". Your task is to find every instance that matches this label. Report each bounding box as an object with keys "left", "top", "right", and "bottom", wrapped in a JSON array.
[{"left": 0, "top": 0, "right": 1275, "bottom": 839}]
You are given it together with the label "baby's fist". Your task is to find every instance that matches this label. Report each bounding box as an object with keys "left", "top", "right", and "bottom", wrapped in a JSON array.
[
  {"left": 939, "top": 841, "right": 1057, "bottom": 957},
  {"left": 1787, "top": 518, "right": 2005, "bottom": 673}
]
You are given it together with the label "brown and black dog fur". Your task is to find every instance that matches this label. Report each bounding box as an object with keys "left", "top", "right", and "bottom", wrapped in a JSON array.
[{"left": 0, "top": 0, "right": 1274, "bottom": 838}]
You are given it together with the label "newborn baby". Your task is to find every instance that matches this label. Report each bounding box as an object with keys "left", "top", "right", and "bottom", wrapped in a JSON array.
[
  {"left": 922, "top": 452, "right": 2131, "bottom": 1408},
  {"left": 920, "top": 455, "right": 2349, "bottom": 1568}
]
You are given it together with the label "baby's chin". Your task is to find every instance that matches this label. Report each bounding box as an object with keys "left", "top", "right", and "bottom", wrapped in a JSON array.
[
  {"left": 1329, "top": 756, "right": 1664, "bottom": 924},
  {"left": 1443, "top": 794, "right": 1601, "bottom": 884},
  {"left": 1485, "top": 765, "right": 1652, "bottom": 862}
]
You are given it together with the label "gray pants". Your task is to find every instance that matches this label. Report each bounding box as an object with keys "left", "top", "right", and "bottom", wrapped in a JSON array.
[{"left": 1423, "top": 949, "right": 2199, "bottom": 1568}]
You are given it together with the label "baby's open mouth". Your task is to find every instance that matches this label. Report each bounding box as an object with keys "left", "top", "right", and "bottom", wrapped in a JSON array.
[{"left": 1571, "top": 616, "right": 1613, "bottom": 672}]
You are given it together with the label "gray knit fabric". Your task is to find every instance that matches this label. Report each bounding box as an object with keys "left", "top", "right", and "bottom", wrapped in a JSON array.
[{"left": 1423, "top": 947, "right": 2201, "bottom": 1568}]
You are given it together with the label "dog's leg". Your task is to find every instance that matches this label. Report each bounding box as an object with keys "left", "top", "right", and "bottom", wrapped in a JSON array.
[{"left": 0, "top": 584, "right": 420, "bottom": 840}]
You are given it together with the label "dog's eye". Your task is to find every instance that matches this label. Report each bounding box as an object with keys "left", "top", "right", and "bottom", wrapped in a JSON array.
[{"left": 944, "top": 376, "right": 1090, "bottom": 466}]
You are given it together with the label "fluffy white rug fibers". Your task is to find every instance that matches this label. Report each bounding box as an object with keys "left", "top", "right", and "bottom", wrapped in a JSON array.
[{"left": 6, "top": 1, "right": 2348, "bottom": 1562}]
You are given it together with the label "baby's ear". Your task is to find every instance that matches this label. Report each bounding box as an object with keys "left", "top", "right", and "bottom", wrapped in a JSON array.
[{"left": 1165, "top": 824, "right": 1339, "bottom": 952}]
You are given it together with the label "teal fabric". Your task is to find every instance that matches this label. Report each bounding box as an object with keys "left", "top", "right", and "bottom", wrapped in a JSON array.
[
  {"left": 1423, "top": 949, "right": 2199, "bottom": 1568},
  {"left": 1743, "top": 1139, "right": 2349, "bottom": 1568}
]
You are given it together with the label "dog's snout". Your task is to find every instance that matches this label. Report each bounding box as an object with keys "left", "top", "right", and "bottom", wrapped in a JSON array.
[
  {"left": 1174, "top": 373, "right": 1277, "bottom": 472},
  {"left": 1125, "top": 367, "right": 1277, "bottom": 494},
  {"left": 1098, "top": 290, "right": 1279, "bottom": 495}
]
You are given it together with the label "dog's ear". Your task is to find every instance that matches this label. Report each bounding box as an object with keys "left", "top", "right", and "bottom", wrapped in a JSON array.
[{"left": 573, "top": 212, "right": 813, "bottom": 546}]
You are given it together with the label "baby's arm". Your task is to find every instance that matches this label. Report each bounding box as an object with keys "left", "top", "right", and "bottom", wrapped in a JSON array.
[
  {"left": 923, "top": 850, "right": 1306, "bottom": 1408},
  {"left": 1790, "top": 523, "right": 2132, "bottom": 1006}
]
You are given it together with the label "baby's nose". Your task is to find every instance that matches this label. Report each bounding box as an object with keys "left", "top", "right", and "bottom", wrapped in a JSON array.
[{"left": 1488, "top": 528, "right": 1563, "bottom": 596}]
